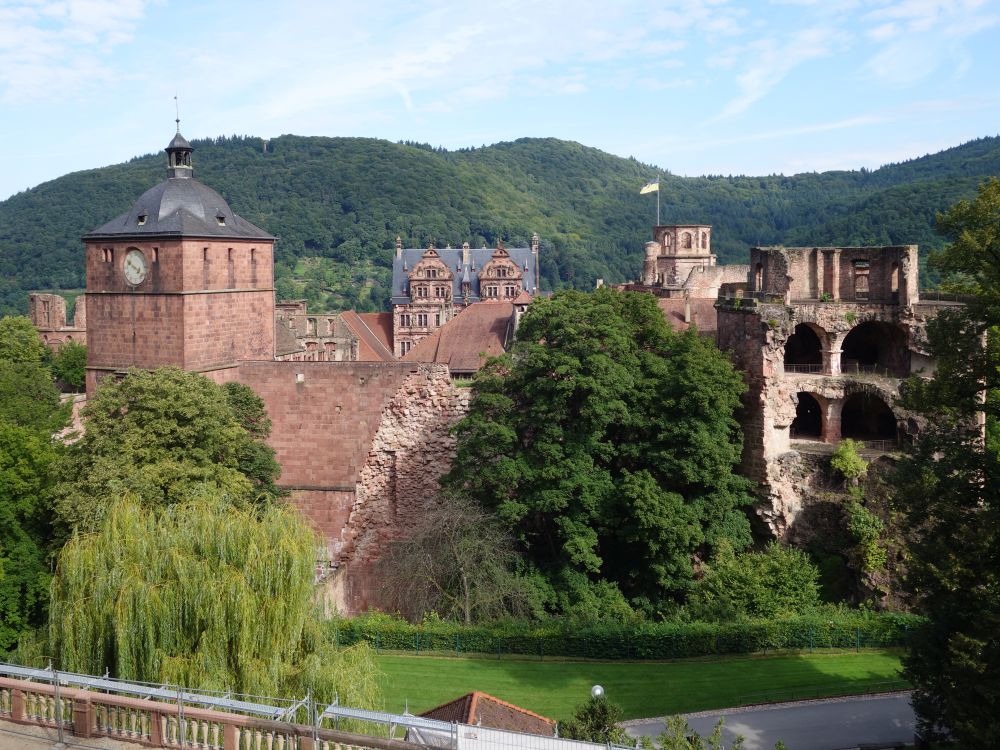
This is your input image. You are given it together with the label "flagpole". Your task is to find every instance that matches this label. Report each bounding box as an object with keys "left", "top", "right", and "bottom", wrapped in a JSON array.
[{"left": 656, "top": 174, "right": 660, "bottom": 226}]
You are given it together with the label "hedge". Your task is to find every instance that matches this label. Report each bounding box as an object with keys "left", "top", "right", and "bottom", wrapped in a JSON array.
[{"left": 329, "top": 611, "right": 924, "bottom": 660}]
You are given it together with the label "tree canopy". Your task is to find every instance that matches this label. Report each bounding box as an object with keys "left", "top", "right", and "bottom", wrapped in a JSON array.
[
  {"left": 894, "top": 178, "right": 1000, "bottom": 745},
  {"left": 52, "top": 367, "right": 281, "bottom": 535},
  {"left": 49, "top": 494, "right": 378, "bottom": 706},
  {"left": 0, "top": 315, "right": 46, "bottom": 363},
  {"left": 445, "top": 289, "right": 753, "bottom": 616}
]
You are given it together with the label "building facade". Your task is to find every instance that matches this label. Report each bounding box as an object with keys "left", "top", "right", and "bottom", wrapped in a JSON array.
[{"left": 390, "top": 235, "right": 540, "bottom": 357}]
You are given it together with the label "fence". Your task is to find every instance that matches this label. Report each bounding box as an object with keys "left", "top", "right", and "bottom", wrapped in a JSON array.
[
  {"left": 0, "top": 664, "right": 422, "bottom": 750},
  {"left": 0, "top": 665, "right": 634, "bottom": 750},
  {"left": 783, "top": 363, "right": 823, "bottom": 374},
  {"left": 331, "top": 613, "right": 923, "bottom": 661},
  {"left": 736, "top": 678, "right": 910, "bottom": 707}
]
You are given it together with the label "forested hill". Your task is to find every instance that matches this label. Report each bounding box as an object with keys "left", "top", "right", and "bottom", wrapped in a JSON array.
[{"left": 1, "top": 133, "right": 998, "bottom": 315}]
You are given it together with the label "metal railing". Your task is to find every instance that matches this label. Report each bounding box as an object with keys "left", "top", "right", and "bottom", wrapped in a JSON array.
[
  {"left": 784, "top": 363, "right": 823, "bottom": 374},
  {"left": 737, "top": 679, "right": 910, "bottom": 708}
]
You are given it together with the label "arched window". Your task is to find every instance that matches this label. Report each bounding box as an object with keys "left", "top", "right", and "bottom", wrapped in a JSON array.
[
  {"left": 682, "top": 232, "right": 693, "bottom": 249},
  {"left": 791, "top": 392, "right": 822, "bottom": 438},
  {"left": 754, "top": 263, "right": 763, "bottom": 290},
  {"left": 306, "top": 318, "right": 317, "bottom": 336},
  {"left": 701, "top": 232, "right": 708, "bottom": 250},
  {"left": 841, "top": 393, "right": 897, "bottom": 442},
  {"left": 784, "top": 324, "right": 824, "bottom": 372}
]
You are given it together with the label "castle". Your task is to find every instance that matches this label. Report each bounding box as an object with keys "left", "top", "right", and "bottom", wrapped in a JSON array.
[{"left": 30, "top": 132, "right": 959, "bottom": 610}]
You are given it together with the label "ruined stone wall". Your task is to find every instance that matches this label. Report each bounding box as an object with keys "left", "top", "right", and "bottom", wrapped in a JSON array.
[{"left": 336, "top": 366, "right": 469, "bottom": 612}]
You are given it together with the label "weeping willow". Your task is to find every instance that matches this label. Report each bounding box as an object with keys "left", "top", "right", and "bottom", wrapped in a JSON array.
[{"left": 49, "top": 494, "right": 379, "bottom": 709}]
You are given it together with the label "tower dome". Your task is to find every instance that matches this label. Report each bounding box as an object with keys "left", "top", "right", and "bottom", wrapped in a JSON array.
[{"left": 84, "top": 132, "right": 272, "bottom": 241}]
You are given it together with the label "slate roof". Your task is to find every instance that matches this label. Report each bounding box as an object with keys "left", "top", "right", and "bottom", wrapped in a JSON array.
[
  {"left": 86, "top": 177, "right": 274, "bottom": 241},
  {"left": 391, "top": 246, "right": 537, "bottom": 305},
  {"left": 402, "top": 302, "right": 514, "bottom": 374},
  {"left": 420, "top": 691, "right": 556, "bottom": 736}
]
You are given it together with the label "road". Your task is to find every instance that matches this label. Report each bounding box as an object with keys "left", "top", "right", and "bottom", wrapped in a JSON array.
[{"left": 623, "top": 692, "right": 915, "bottom": 750}]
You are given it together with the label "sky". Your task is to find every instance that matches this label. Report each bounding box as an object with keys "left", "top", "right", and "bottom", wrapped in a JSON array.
[{"left": 1, "top": 0, "right": 999, "bottom": 200}]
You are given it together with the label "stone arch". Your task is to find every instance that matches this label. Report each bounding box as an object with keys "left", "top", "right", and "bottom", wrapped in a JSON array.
[
  {"left": 784, "top": 323, "right": 827, "bottom": 371},
  {"left": 700, "top": 232, "right": 708, "bottom": 250},
  {"left": 841, "top": 392, "right": 897, "bottom": 441},
  {"left": 841, "top": 320, "right": 909, "bottom": 376},
  {"left": 682, "top": 231, "right": 692, "bottom": 249},
  {"left": 791, "top": 392, "right": 823, "bottom": 439}
]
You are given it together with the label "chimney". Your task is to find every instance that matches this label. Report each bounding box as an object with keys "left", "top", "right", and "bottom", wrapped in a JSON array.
[
  {"left": 395, "top": 236, "right": 403, "bottom": 259},
  {"left": 531, "top": 232, "right": 540, "bottom": 254},
  {"left": 462, "top": 242, "right": 470, "bottom": 266}
]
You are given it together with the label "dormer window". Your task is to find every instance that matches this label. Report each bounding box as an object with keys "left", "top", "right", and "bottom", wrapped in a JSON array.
[
  {"left": 137, "top": 213, "right": 147, "bottom": 226},
  {"left": 216, "top": 212, "right": 226, "bottom": 226}
]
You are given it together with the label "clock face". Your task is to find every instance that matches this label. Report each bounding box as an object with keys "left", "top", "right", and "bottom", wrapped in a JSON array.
[{"left": 123, "top": 249, "right": 148, "bottom": 285}]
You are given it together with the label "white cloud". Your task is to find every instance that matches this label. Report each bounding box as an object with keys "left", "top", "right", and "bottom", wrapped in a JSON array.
[
  {"left": 715, "top": 26, "right": 843, "bottom": 119},
  {"left": 0, "top": 0, "right": 152, "bottom": 103}
]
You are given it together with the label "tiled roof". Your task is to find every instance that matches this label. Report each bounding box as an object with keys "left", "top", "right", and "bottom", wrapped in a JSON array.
[
  {"left": 391, "top": 246, "right": 537, "bottom": 305},
  {"left": 357, "top": 312, "right": 394, "bottom": 352},
  {"left": 656, "top": 297, "right": 719, "bottom": 334},
  {"left": 341, "top": 311, "right": 396, "bottom": 361},
  {"left": 402, "top": 302, "right": 514, "bottom": 374},
  {"left": 420, "top": 692, "right": 556, "bottom": 736},
  {"left": 512, "top": 290, "right": 534, "bottom": 305}
]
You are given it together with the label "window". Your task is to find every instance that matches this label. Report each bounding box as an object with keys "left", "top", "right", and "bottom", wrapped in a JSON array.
[
  {"left": 504, "top": 285, "right": 516, "bottom": 297},
  {"left": 682, "top": 232, "right": 693, "bottom": 249},
  {"left": 701, "top": 232, "right": 708, "bottom": 249},
  {"left": 427, "top": 268, "right": 438, "bottom": 279},
  {"left": 137, "top": 213, "right": 147, "bottom": 226},
  {"left": 306, "top": 318, "right": 317, "bottom": 335},
  {"left": 102, "top": 248, "right": 113, "bottom": 263},
  {"left": 435, "top": 313, "right": 441, "bottom": 326},
  {"left": 228, "top": 248, "right": 234, "bottom": 262},
  {"left": 484, "top": 285, "right": 498, "bottom": 297},
  {"left": 417, "top": 286, "right": 428, "bottom": 298},
  {"left": 400, "top": 341, "right": 412, "bottom": 355},
  {"left": 497, "top": 266, "right": 508, "bottom": 278},
  {"left": 152, "top": 247, "right": 159, "bottom": 263},
  {"left": 400, "top": 313, "right": 411, "bottom": 327},
  {"left": 203, "top": 248, "right": 209, "bottom": 262},
  {"left": 417, "top": 313, "right": 428, "bottom": 327}
]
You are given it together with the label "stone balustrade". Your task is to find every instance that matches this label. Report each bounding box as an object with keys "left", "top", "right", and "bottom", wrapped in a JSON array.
[{"left": 0, "top": 676, "right": 418, "bottom": 750}]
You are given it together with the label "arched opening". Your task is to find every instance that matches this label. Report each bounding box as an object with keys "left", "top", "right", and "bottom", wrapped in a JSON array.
[
  {"left": 890, "top": 263, "right": 900, "bottom": 302},
  {"left": 841, "top": 321, "right": 909, "bottom": 376},
  {"left": 784, "top": 324, "right": 823, "bottom": 372},
  {"left": 791, "top": 392, "right": 823, "bottom": 439},
  {"left": 841, "top": 392, "right": 897, "bottom": 441},
  {"left": 754, "top": 263, "right": 763, "bottom": 290},
  {"left": 700, "top": 232, "right": 708, "bottom": 250},
  {"left": 682, "top": 232, "right": 692, "bottom": 249}
]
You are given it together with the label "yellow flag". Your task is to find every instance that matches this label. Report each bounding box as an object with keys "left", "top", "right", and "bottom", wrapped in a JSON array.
[{"left": 640, "top": 180, "right": 659, "bottom": 195}]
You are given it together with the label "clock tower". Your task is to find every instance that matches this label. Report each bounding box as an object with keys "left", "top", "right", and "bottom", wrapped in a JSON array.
[{"left": 83, "top": 131, "right": 276, "bottom": 395}]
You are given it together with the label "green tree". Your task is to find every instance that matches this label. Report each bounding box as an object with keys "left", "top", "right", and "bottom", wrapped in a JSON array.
[
  {"left": 0, "top": 315, "right": 46, "bottom": 364},
  {"left": 559, "top": 695, "right": 634, "bottom": 746},
  {"left": 445, "top": 289, "right": 752, "bottom": 614},
  {"left": 49, "top": 494, "right": 379, "bottom": 706},
  {"left": 51, "top": 341, "right": 86, "bottom": 390},
  {"left": 52, "top": 367, "right": 281, "bottom": 535},
  {"left": 687, "top": 541, "right": 820, "bottom": 620},
  {"left": 893, "top": 178, "right": 1000, "bottom": 745},
  {"left": 830, "top": 439, "right": 868, "bottom": 484},
  {"left": 0, "top": 360, "right": 69, "bottom": 433},
  {"left": 0, "top": 421, "right": 58, "bottom": 650}
]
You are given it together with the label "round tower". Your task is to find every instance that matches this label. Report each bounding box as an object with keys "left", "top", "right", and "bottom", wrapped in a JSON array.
[{"left": 642, "top": 241, "right": 659, "bottom": 285}]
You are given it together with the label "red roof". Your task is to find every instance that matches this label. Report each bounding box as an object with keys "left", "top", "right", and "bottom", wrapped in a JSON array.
[
  {"left": 656, "top": 297, "right": 719, "bottom": 334},
  {"left": 512, "top": 290, "right": 534, "bottom": 305},
  {"left": 420, "top": 691, "right": 556, "bottom": 736},
  {"left": 402, "top": 302, "right": 514, "bottom": 374},
  {"left": 341, "top": 311, "right": 396, "bottom": 361},
  {"left": 357, "top": 312, "right": 394, "bottom": 352}
]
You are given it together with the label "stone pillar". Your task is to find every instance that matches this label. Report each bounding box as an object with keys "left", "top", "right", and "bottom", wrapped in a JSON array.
[
  {"left": 11, "top": 689, "right": 25, "bottom": 722},
  {"left": 824, "top": 399, "right": 842, "bottom": 443},
  {"left": 72, "top": 696, "right": 93, "bottom": 739},
  {"left": 823, "top": 348, "right": 841, "bottom": 376},
  {"left": 823, "top": 249, "right": 842, "bottom": 300},
  {"left": 224, "top": 723, "right": 238, "bottom": 750},
  {"left": 150, "top": 711, "right": 164, "bottom": 744},
  {"left": 299, "top": 736, "right": 316, "bottom": 750}
]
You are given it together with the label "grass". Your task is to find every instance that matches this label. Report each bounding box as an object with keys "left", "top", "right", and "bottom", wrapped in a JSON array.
[{"left": 377, "top": 648, "right": 906, "bottom": 720}]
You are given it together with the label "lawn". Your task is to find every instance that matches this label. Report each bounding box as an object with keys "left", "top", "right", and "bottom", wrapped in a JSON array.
[{"left": 377, "top": 649, "right": 906, "bottom": 720}]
